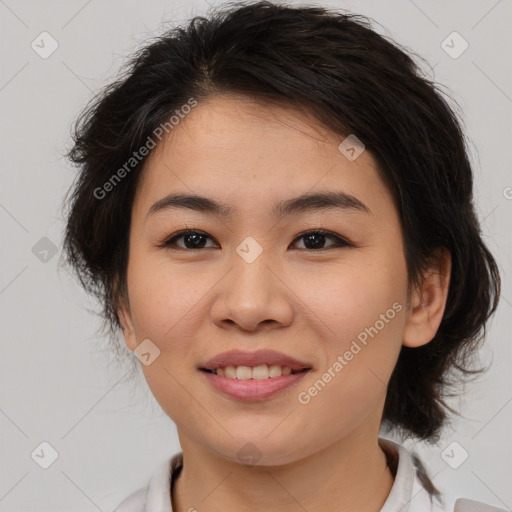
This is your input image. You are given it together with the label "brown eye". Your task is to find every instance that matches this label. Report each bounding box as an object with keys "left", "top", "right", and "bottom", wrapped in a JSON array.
[
  {"left": 161, "top": 229, "right": 351, "bottom": 251},
  {"left": 291, "top": 230, "right": 351, "bottom": 250},
  {"left": 163, "top": 230, "right": 218, "bottom": 250}
]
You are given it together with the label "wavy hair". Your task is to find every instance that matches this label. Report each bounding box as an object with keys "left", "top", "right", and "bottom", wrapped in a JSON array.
[{"left": 62, "top": 1, "right": 501, "bottom": 447}]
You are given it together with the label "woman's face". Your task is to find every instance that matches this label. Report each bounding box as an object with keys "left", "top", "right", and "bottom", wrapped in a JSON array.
[{"left": 120, "top": 94, "right": 411, "bottom": 465}]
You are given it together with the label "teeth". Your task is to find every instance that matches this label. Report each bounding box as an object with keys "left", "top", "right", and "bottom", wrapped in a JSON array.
[
  {"left": 225, "top": 366, "right": 237, "bottom": 379},
  {"left": 213, "top": 364, "right": 296, "bottom": 379},
  {"left": 236, "top": 366, "right": 252, "bottom": 380},
  {"left": 252, "top": 364, "right": 271, "bottom": 380}
]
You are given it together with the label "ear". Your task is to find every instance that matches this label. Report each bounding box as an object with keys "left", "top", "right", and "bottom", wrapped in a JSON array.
[
  {"left": 112, "top": 276, "right": 138, "bottom": 352},
  {"left": 118, "top": 303, "right": 138, "bottom": 352},
  {"left": 403, "top": 247, "right": 451, "bottom": 348}
]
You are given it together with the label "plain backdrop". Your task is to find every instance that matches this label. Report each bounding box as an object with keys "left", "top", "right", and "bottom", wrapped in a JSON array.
[{"left": 0, "top": 1, "right": 511, "bottom": 511}]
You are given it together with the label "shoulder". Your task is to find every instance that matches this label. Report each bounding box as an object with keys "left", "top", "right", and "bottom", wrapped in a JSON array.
[
  {"left": 378, "top": 438, "right": 507, "bottom": 512},
  {"left": 453, "top": 498, "right": 508, "bottom": 511},
  {"left": 110, "top": 452, "right": 183, "bottom": 512},
  {"left": 408, "top": 446, "right": 507, "bottom": 512},
  {"left": 111, "top": 486, "right": 147, "bottom": 512}
]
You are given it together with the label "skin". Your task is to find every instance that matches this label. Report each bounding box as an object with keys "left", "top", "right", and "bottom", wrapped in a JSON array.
[{"left": 118, "top": 93, "right": 451, "bottom": 512}]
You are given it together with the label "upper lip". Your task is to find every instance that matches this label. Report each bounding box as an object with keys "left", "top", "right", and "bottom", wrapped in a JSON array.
[{"left": 199, "top": 349, "right": 313, "bottom": 371}]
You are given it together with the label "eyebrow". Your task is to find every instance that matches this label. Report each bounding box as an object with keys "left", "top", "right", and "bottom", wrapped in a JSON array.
[{"left": 146, "top": 190, "right": 371, "bottom": 220}]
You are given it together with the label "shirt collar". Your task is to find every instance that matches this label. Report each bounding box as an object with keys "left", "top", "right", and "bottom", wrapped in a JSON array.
[
  {"left": 144, "top": 452, "right": 182, "bottom": 512},
  {"left": 378, "top": 438, "right": 444, "bottom": 511},
  {"left": 142, "top": 437, "right": 443, "bottom": 512}
]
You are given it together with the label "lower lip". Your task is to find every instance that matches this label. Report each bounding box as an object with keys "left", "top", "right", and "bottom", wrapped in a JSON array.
[{"left": 199, "top": 369, "right": 310, "bottom": 401}]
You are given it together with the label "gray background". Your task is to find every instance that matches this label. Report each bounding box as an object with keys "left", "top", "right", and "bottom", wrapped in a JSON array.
[{"left": 0, "top": 0, "right": 510, "bottom": 510}]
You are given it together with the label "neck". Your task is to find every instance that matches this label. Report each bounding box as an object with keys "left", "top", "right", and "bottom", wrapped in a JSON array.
[{"left": 172, "top": 432, "right": 395, "bottom": 512}]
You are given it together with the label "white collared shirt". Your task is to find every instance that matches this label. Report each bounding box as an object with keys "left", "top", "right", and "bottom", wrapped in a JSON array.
[{"left": 111, "top": 438, "right": 503, "bottom": 512}]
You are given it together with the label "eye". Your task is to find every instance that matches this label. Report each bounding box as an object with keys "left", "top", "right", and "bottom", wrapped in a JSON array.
[
  {"left": 161, "top": 228, "right": 352, "bottom": 251},
  {"left": 162, "top": 229, "right": 218, "bottom": 250},
  {"left": 290, "top": 229, "right": 352, "bottom": 250}
]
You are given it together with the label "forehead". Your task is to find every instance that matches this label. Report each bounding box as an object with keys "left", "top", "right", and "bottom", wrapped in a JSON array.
[{"left": 133, "top": 94, "right": 393, "bottom": 220}]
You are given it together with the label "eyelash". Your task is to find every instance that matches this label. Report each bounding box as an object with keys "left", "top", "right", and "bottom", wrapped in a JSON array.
[{"left": 160, "top": 229, "right": 353, "bottom": 251}]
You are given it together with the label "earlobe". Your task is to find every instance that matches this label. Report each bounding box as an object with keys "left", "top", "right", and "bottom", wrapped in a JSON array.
[
  {"left": 113, "top": 277, "right": 138, "bottom": 352},
  {"left": 403, "top": 248, "right": 451, "bottom": 348},
  {"left": 118, "top": 305, "right": 138, "bottom": 352}
]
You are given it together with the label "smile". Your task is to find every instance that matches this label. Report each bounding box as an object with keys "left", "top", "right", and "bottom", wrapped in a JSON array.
[
  {"left": 200, "top": 364, "right": 309, "bottom": 379},
  {"left": 199, "top": 365, "right": 311, "bottom": 401}
]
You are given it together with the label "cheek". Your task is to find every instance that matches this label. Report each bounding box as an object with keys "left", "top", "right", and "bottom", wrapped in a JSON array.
[
  {"left": 291, "top": 267, "right": 405, "bottom": 445},
  {"left": 296, "top": 255, "right": 407, "bottom": 338},
  {"left": 125, "top": 256, "right": 206, "bottom": 411},
  {"left": 125, "top": 253, "right": 188, "bottom": 342},
  {"left": 295, "top": 250, "right": 407, "bottom": 390},
  {"left": 125, "top": 251, "right": 220, "bottom": 368}
]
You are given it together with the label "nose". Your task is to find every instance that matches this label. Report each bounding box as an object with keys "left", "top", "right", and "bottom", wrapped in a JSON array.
[{"left": 209, "top": 247, "right": 294, "bottom": 332}]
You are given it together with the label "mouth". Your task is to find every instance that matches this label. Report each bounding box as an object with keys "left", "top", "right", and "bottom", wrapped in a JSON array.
[
  {"left": 199, "top": 365, "right": 311, "bottom": 379},
  {"left": 199, "top": 349, "right": 313, "bottom": 375},
  {"left": 198, "top": 349, "right": 313, "bottom": 400},
  {"left": 199, "top": 365, "right": 312, "bottom": 401}
]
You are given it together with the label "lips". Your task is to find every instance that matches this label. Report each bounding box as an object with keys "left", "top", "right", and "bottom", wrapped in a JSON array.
[
  {"left": 200, "top": 369, "right": 310, "bottom": 401},
  {"left": 199, "top": 349, "right": 313, "bottom": 372}
]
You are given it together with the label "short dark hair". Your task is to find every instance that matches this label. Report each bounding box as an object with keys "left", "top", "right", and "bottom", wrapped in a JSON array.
[{"left": 62, "top": 0, "right": 500, "bottom": 444}]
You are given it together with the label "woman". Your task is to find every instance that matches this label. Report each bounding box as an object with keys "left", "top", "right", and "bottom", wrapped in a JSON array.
[{"left": 62, "top": 2, "right": 504, "bottom": 511}]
